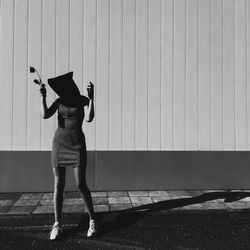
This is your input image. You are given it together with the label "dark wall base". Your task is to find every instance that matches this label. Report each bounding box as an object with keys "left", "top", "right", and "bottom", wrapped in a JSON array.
[{"left": 1, "top": 151, "right": 250, "bottom": 192}]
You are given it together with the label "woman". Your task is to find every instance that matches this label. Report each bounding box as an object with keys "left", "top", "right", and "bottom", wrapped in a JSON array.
[{"left": 40, "top": 72, "right": 98, "bottom": 240}]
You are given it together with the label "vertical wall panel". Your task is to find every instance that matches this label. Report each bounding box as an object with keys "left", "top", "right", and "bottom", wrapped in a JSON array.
[
  {"left": 198, "top": 0, "right": 211, "bottom": 150},
  {"left": 0, "top": 0, "right": 14, "bottom": 150},
  {"left": 109, "top": 0, "right": 122, "bottom": 150},
  {"left": 211, "top": 0, "right": 223, "bottom": 150},
  {"left": 148, "top": 0, "right": 161, "bottom": 150},
  {"left": 41, "top": 0, "right": 56, "bottom": 150},
  {"left": 223, "top": 0, "right": 235, "bottom": 150},
  {"left": 135, "top": 0, "right": 148, "bottom": 150},
  {"left": 122, "top": 0, "right": 135, "bottom": 150},
  {"left": 27, "top": 0, "right": 42, "bottom": 150},
  {"left": 173, "top": 0, "right": 186, "bottom": 149},
  {"left": 69, "top": 0, "right": 83, "bottom": 91},
  {"left": 82, "top": 0, "right": 96, "bottom": 151},
  {"left": 235, "top": 0, "right": 247, "bottom": 150},
  {"left": 96, "top": 0, "right": 109, "bottom": 150},
  {"left": 56, "top": 0, "right": 69, "bottom": 75},
  {"left": 247, "top": 0, "right": 250, "bottom": 149},
  {"left": 12, "top": 0, "right": 28, "bottom": 149},
  {"left": 186, "top": 0, "right": 198, "bottom": 150},
  {"left": 161, "top": 0, "right": 174, "bottom": 150}
]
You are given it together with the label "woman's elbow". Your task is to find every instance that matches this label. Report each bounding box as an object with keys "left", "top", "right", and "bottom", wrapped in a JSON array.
[
  {"left": 41, "top": 113, "right": 49, "bottom": 119},
  {"left": 86, "top": 116, "right": 94, "bottom": 122}
]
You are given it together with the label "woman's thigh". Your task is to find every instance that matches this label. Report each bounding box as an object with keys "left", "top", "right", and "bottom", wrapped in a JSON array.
[
  {"left": 52, "top": 167, "right": 66, "bottom": 184},
  {"left": 73, "top": 165, "right": 87, "bottom": 187}
]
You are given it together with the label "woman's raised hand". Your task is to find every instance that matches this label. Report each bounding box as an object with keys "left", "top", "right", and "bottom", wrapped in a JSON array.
[
  {"left": 39, "top": 84, "right": 47, "bottom": 97},
  {"left": 87, "top": 82, "right": 94, "bottom": 99}
]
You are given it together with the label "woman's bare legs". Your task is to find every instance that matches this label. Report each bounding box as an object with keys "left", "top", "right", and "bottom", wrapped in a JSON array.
[
  {"left": 52, "top": 167, "right": 66, "bottom": 223},
  {"left": 73, "top": 166, "right": 95, "bottom": 220}
]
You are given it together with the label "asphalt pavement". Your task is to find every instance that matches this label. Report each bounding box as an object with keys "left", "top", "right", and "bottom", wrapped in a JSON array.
[{"left": 1, "top": 209, "right": 250, "bottom": 250}]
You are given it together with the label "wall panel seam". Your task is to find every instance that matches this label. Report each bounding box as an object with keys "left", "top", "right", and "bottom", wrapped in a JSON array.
[
  {"left": 234, "top": 0, "right": 236, "bottom": 150},
  {"left": 222, "top": 0, "right": 224, "bottom": 150},
  {"left": 185, "top": 0, "right": 187, "bottom": 150},
  {"left": 134, "top": 0, "right": 136, "bottom": 151},
  {"left": 81, "top": 0, "right": 84, "bottom": 95},
  {"left": 68, "top": 0, "right": 70, "bottom": 73},
  {"left": 40, "top": 0, "right": 43, "bottom": 150},
  {"left": 160, "top": 0, "right": 162, "bottom": 150},
  {"left": 246, "top": 0, "right": 248, "bottom": 150},
  {"left": 54, "top": 0, "right": 57, "bottom": 131},
  {"left": 26, "top": 0, "right": 29, "bottom": 150},
  {"left": 197, "top": 0, "right": 199, "bottom": 150},
  {"left": 108, "top": 0, "right": 110, "bottom": 150},
  {"left": 11, "top": 0, "right": 16, "bottom": 150},
  {"left": 172, "top": 0, "right": 174, "bottom": 149},
  {"left": 121, "top": 0, "right": 123, "bottom": 150},
  {"left": 94, "top": 0, "right": 97, "bottom": 187},
  {"left": 147, "top": 0, "right": 149, "bottom": 150},
  {"left": 210, "top": 0, "right": 212, "bottom": 150}
]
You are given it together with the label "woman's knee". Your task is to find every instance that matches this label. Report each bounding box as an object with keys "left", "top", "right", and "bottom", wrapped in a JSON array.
[
  {"left": 76, "top": 182, "right": 88, "bottom": 192},
  {"left": 54, "top": 178, "right": 65, "bottom": 192}
]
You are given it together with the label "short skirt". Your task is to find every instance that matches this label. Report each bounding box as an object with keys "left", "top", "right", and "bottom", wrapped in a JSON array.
[{"left": 51, "top": 128, "right": 87, "bottom": 168}]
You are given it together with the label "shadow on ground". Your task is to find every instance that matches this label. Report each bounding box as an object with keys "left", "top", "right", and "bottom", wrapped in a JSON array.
[{"left": 65, "top": 190, "right": 250, "bottom": 236}]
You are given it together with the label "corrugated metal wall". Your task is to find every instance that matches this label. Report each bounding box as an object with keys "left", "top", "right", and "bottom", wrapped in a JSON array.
[{"left": 0, "top": 0, "right": 249, "bottom": 151}]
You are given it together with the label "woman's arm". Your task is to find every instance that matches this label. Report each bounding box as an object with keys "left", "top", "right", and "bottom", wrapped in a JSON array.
[
  {"left": 40, "top": 85, "right": 60, "bottom": 119},
  {"left": 84, "top": 82, "right": 94, "bottom": 122}
]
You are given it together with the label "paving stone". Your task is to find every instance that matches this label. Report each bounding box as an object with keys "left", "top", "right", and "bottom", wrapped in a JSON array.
[
  {"left": 186, "top": 190, "right": 204, "bottom": 196},
  {"left": 91, "top": 192, "right": 107, "bottom": 197},
  {"left": 151, "top": 196, "right": 170, "bottom": 203},
  {"left": 13, "top": 199, "right": 40, "bottom": 206},
  {"left": 182, "top": 203, "right": 204, "bottom": 210},
  {"left": 240, "top": 201, "right": 250, "bottom": 208},
  {"left": 237, "top": 196, "right": 250, "bottom": 202},
  {"left": 7, "top": 206, "right": 35, "bottom": 214},
  {"left": 94, "top": 204, "right": 109, "bottom": 213},
  {"left": 0, "top": 193, "right": 21, "bottom": 200},
  {"left": 148, "top": 191, "right": 170, "bottom": 197},
  {"left": 108, "top": 197, "right": 131, "bottom": 204},
  {"left": 202, "top": 202, "right": 229, "bottom": 210},
  {"left": 132, "top": 203, "right": 148, "bottom": 210},
  {"left": 0, "top": 199, "right": 16, "bottom": 206},
  {"left": 71, "top": 205, "right": 85, "bottom": 213},
  {"left": 171, "top": 207, "right": 183, "bottom": 211},
  {"left": 39, "top": 199, "right": 54, "bottom": 206},
  {"left": 62, "top": 205, "right": 73, "bottom": 213},
  {"left": 130, "top": 196, "right": 153, "bottom": 204},
  {"left": 64, "top": 198, "right": 83, "bottom": 205},
  {"left": 167, "top": 191, "right": 191, "bottom": 198},
  {"left": 204, "top": 189, "right": 230, "bottom": 193},
  {"left": 33, "top": 206, "right": 54, "bottom": 214},
  {"left": 42, "top": 193, "right": 54, "bottom": 199},
  {"left": 128, "top": 191, "right": 149, "bottom": 196},
  {"left": 64, "top": 192, "right": 81, "bottom": 198},
  {"left": 225, "top": 202, "right": 247, "bottom": 210},
  {"left": 107, "top": 191, "right": 128, "bottom": 197},
  {"left": 19, "top": 193, "right": 44, "bottom": 199},
  {"left": 0, "top": 206, "right": 10, "bottom": 214},
  {"left": 93, "top": 197, "right": 109, "bottom": 205},
  {"left": 110, "top": 204, "right": 132, "bottom": 211}
]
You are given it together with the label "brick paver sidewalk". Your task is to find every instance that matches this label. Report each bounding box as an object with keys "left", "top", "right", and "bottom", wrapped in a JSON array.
[{"left": 1, "top": 190, "right": 250, "bottom": 215}]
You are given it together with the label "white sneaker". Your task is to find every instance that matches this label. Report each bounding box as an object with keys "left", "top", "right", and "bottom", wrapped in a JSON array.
[
  {"left": 87, "top": 219, "right": 98, "bottom": 237},
  {"left": 49, "top": 222, "right": 62, "bottom": 240}
]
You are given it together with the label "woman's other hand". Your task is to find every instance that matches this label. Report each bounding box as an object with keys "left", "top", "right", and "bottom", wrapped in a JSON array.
[
  {"left": 87, "top": 82, "right": 94, "bottom": 100},
  {"left": 40, "top": 84, "right": 47, "bottom": 97}
]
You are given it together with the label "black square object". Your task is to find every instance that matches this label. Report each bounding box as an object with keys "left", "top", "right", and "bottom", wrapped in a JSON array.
[{"left": 48, "top": 72, "right": 81, "bottom": 106}]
